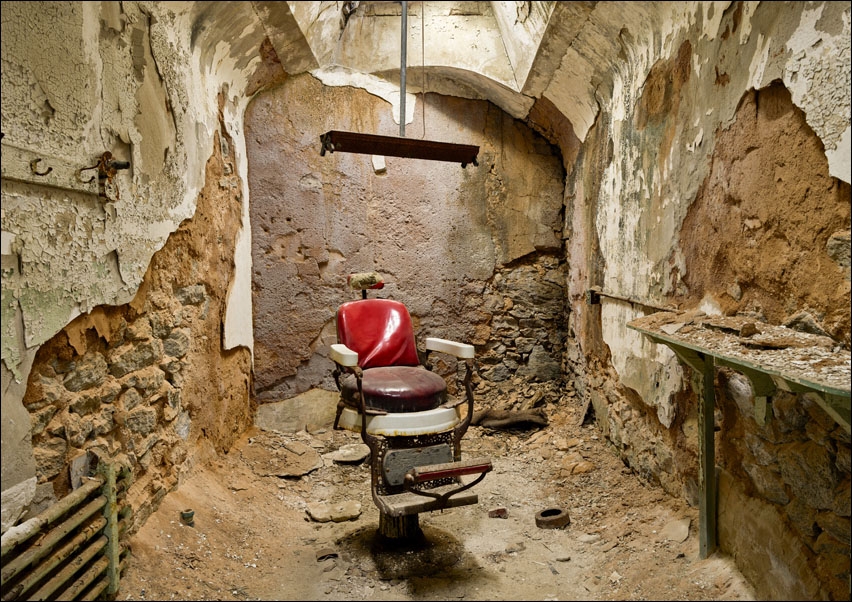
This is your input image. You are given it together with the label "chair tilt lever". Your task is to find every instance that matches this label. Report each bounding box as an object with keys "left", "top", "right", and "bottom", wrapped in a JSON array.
[
  {"left": 406, "top": 458, "right": 493, "bottom": 484},
  {"left": 401, "top": 458, "right": 492, "bottom": 508}
]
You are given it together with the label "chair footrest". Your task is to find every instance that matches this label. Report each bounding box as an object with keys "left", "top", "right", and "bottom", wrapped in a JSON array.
[
  {"left": 408, "top": 457, "right": 493, "bottom": 484},
  {"left": 375, "top": 483, "right": 480, "bottom": 517}
]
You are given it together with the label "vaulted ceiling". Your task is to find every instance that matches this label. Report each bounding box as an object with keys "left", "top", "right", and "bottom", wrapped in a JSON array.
[{"left": 190, "top": 1, "right": 695, "bottom": 142}]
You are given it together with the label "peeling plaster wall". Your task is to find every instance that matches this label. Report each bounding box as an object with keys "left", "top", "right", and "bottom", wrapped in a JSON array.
[
  {"left": 335, "top": 1, "right": 516, "bottom": 89},
  {"left": 1, "top": 0, "right": 263, "bottom": 522},
  {"left": 490, "top": 1, "right": 554, "bottom": 89},
  {"left": 302, "top": 1, "right": 535, "bottom": 119},
  {"left": 1, "top": 1, "right": 199, "bottom": 504},
  {"left": 1, "top": 1, "right": 849, "bottom": 594},
  {"left": 562, "top": 2, "right": 850, "bottom": 597},
  {"left": 586, "top": 0, "right": 851, "bottom": 435},
  {"left": 15, "top": 127, "right": 253, "bottom": 536}
]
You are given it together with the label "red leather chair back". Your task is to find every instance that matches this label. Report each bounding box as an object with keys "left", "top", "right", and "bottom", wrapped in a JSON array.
[{"left": 336, "top": 299, "right": 420, "bottom": 369}]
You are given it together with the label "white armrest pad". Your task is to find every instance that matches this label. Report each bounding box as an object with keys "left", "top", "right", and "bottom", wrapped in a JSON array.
[
  {"left": 330, "top": 343, "right": 359, "bottom": 367},
  {"left": 425, "top": 337, "right": 475, "bottom": 359}
]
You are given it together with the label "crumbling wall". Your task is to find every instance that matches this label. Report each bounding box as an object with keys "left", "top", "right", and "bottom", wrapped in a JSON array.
[
  {"left": 675, "top": 82, "right": 851, "bottom": 601},
  {"left": 679, "top": 82, "right": 850, "bottom": 342},
  {"left": 247, "top": 73, "right": 567, "bottom": 410},
  {"left": 562, "top": 2, "right": 850, "bottom": 599},
  {"left": 716, "top": 379, "right": 850, "bottom": 600},
  {"left": 0, "top": 1, "right": 266, "bottom": 530},
  {"left": 19, "top": 130, "right": 253, "bottom": 532}
]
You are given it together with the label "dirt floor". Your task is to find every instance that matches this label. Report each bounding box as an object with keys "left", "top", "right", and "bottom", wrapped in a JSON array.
[{"left": 117, "top": 392, "right": 757, "bottom": 601}]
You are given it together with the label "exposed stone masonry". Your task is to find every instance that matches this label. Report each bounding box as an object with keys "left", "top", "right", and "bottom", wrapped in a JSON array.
[
  {"left": 563, "top": 79, "right": 851, "bottom": 599},
  {"left": 19, "top": 127, "right": 254, "bottom": 532},
  {"left": 474, "top": 255, "right": 567, "bottom": 410},
  {"left": 25, "top": 287, "right": 203, "bottom": 490},
  {"left": 718, "top": 374, "right": 850, "bottom": 600}
]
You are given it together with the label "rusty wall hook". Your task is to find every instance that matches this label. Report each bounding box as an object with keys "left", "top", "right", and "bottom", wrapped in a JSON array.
[
  {"left": 75, "top": 152, "right": 131, "bottom": 201},
  {"left": 77, "top": 151, "right": 130, "bottom": 187},
  {"left": 30, "top": 158, "right": 53, "bottom": 176},
  {"left": 77, "top": 163, "right": 98, "bottom": 184}
]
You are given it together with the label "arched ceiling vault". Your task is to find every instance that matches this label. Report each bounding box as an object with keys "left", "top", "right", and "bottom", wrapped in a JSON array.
[{"left": 191, "top": 1, "right": 692, "bottom": 143}]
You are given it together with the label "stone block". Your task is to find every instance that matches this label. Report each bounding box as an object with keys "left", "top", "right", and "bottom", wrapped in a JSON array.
[
  {"left": 0, "top": 477, "right": 36, "bottom": 534},
  {"left": 163, "top": 328, "right": 191, "bottom": 358},
  {"left": 175, "top": 284, "right": 207, "bottom": 305},
  {"left": 62, "top": 353, "right": 108, "bottom": 392},
  {"left": 255, "top": 388, "right": 338, "bottom": 433},
  {"left": 68, "top": 449, "right": 91, "bottom": 489},
  {"left": 33, "top": 437, "right": 68, "bottom": 480},
  {"left": 125, "top": 406, "right": 158, "bottom": 435},
  {"left": 108, "top": 340, "right": 164, "bottom": 378}
]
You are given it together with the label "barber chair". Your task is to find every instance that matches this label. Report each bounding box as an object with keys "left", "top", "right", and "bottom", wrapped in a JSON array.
[{"left": 329, "top": 272, "right": 492, "bottom": 538}]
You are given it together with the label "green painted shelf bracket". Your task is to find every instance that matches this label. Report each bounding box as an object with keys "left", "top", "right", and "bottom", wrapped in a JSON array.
[{"left": 627, "top": 317, "right": 850, "bottom": 560}]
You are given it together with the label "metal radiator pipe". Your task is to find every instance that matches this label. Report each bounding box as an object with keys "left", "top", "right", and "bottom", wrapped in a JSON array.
[
  {"left": 54, "top": 554, "right": 110, "bottom": 601},
  {"left": 30, "top": 535, "right": 107, "bottom": 601},
  {"left": 80, "top": 553, "right": 128, "bottom": 602},
  {"left": 81, "top": 577, "right": 108, "bottom": 602},
  {"left": 0, "top": 467, "right": 130, "bottom": 601},
  {"left": 9, "top": 516, "right": 107, "bottom": 599},
  {"left": 1, "top": 495, "right": 106, "bottom": 585},
  {"left": 0, "top": 476, "right": 104, "bottom": 557}
]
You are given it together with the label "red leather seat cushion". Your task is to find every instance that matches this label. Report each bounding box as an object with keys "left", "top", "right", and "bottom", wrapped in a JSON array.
[{"left": 340, "top": 366, "right": 447, "bottom": 413}]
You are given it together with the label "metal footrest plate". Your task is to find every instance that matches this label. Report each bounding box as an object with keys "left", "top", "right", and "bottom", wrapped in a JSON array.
[{"left": 375, "top": 482, "right": 479, "bottom": 517}]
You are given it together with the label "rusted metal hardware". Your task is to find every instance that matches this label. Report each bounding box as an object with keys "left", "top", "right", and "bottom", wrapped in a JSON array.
[
  {"left": 29, "top": 158, "right": 53, "bottom": 176},
  {"left": 401, "top": 458, "right": 492, "bottom": 507},
  {"left": 77, "top": 151, "right": 130, "bottom": 201},
  {"left": 320, "top": 131, "right": 479, "bottom": 168},
  {"left": 78, "top": 151, "right": 130, "bottom": 183}
]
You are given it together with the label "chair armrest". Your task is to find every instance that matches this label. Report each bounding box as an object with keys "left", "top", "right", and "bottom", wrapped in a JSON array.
[
  {"left": 330, "top": 343, "right": 359, "bottom": 367},
  {"left": 425, "top": 337, "right": 474, "bottom": 359}
]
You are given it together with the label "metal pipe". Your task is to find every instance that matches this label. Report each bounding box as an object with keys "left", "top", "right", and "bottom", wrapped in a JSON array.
[
  {"left": 0, "top": 467, "right": 131, "bottom": 601},
  {"left": 15, "top": 517, "right": 127, "bottom": 601},
  {"left": 0, "top": 476, "right": 104, "bottom": 557},
  {"left": 103, "top": 462, "right": 120, "bottom": 596},
  {"left": 9, "top": 516, "right": 107, "bottom": 599},
  {"left": 1, "top": 496, "right": 106, "bottom": 585},
  {"left": 54, "top": 554, "right": 110, "bottom": 602},
  {"left": 79, "top": 554, "right": 127, "bottom": 600},
  {"left": 400, "top": 1, "right": 407, "bottom": 137},
  {"left": 80, "top": 576, "right": 108, "bottom": 602},
  {"left": 29, "top": 535, "right": 107, "bottom": 601},
  {"left": 79, "top": 538, "right": 128, "bottom": 601}
]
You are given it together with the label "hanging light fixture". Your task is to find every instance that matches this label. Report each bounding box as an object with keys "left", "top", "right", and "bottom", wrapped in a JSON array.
[{"left": 320, "top": 1, "right": 479, "bottom": 168}]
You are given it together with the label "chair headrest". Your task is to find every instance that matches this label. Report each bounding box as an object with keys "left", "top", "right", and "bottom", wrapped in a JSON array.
[{"left": 347, "top": 272, "right": 385, "bottom": 290}]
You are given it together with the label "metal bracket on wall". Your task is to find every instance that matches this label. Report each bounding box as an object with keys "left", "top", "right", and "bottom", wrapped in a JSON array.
[
  {"left": 1, "top": 142, "right": 99, "bottom": 196},
  {"left": 77, "top": 152, "right": 130, "bottom": 201},
  {"left": 1, "top": 144, "right": 129, "bottom": 202},
  {"left": 585, "top": 286, "right": 675, "bottom": 313}
]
